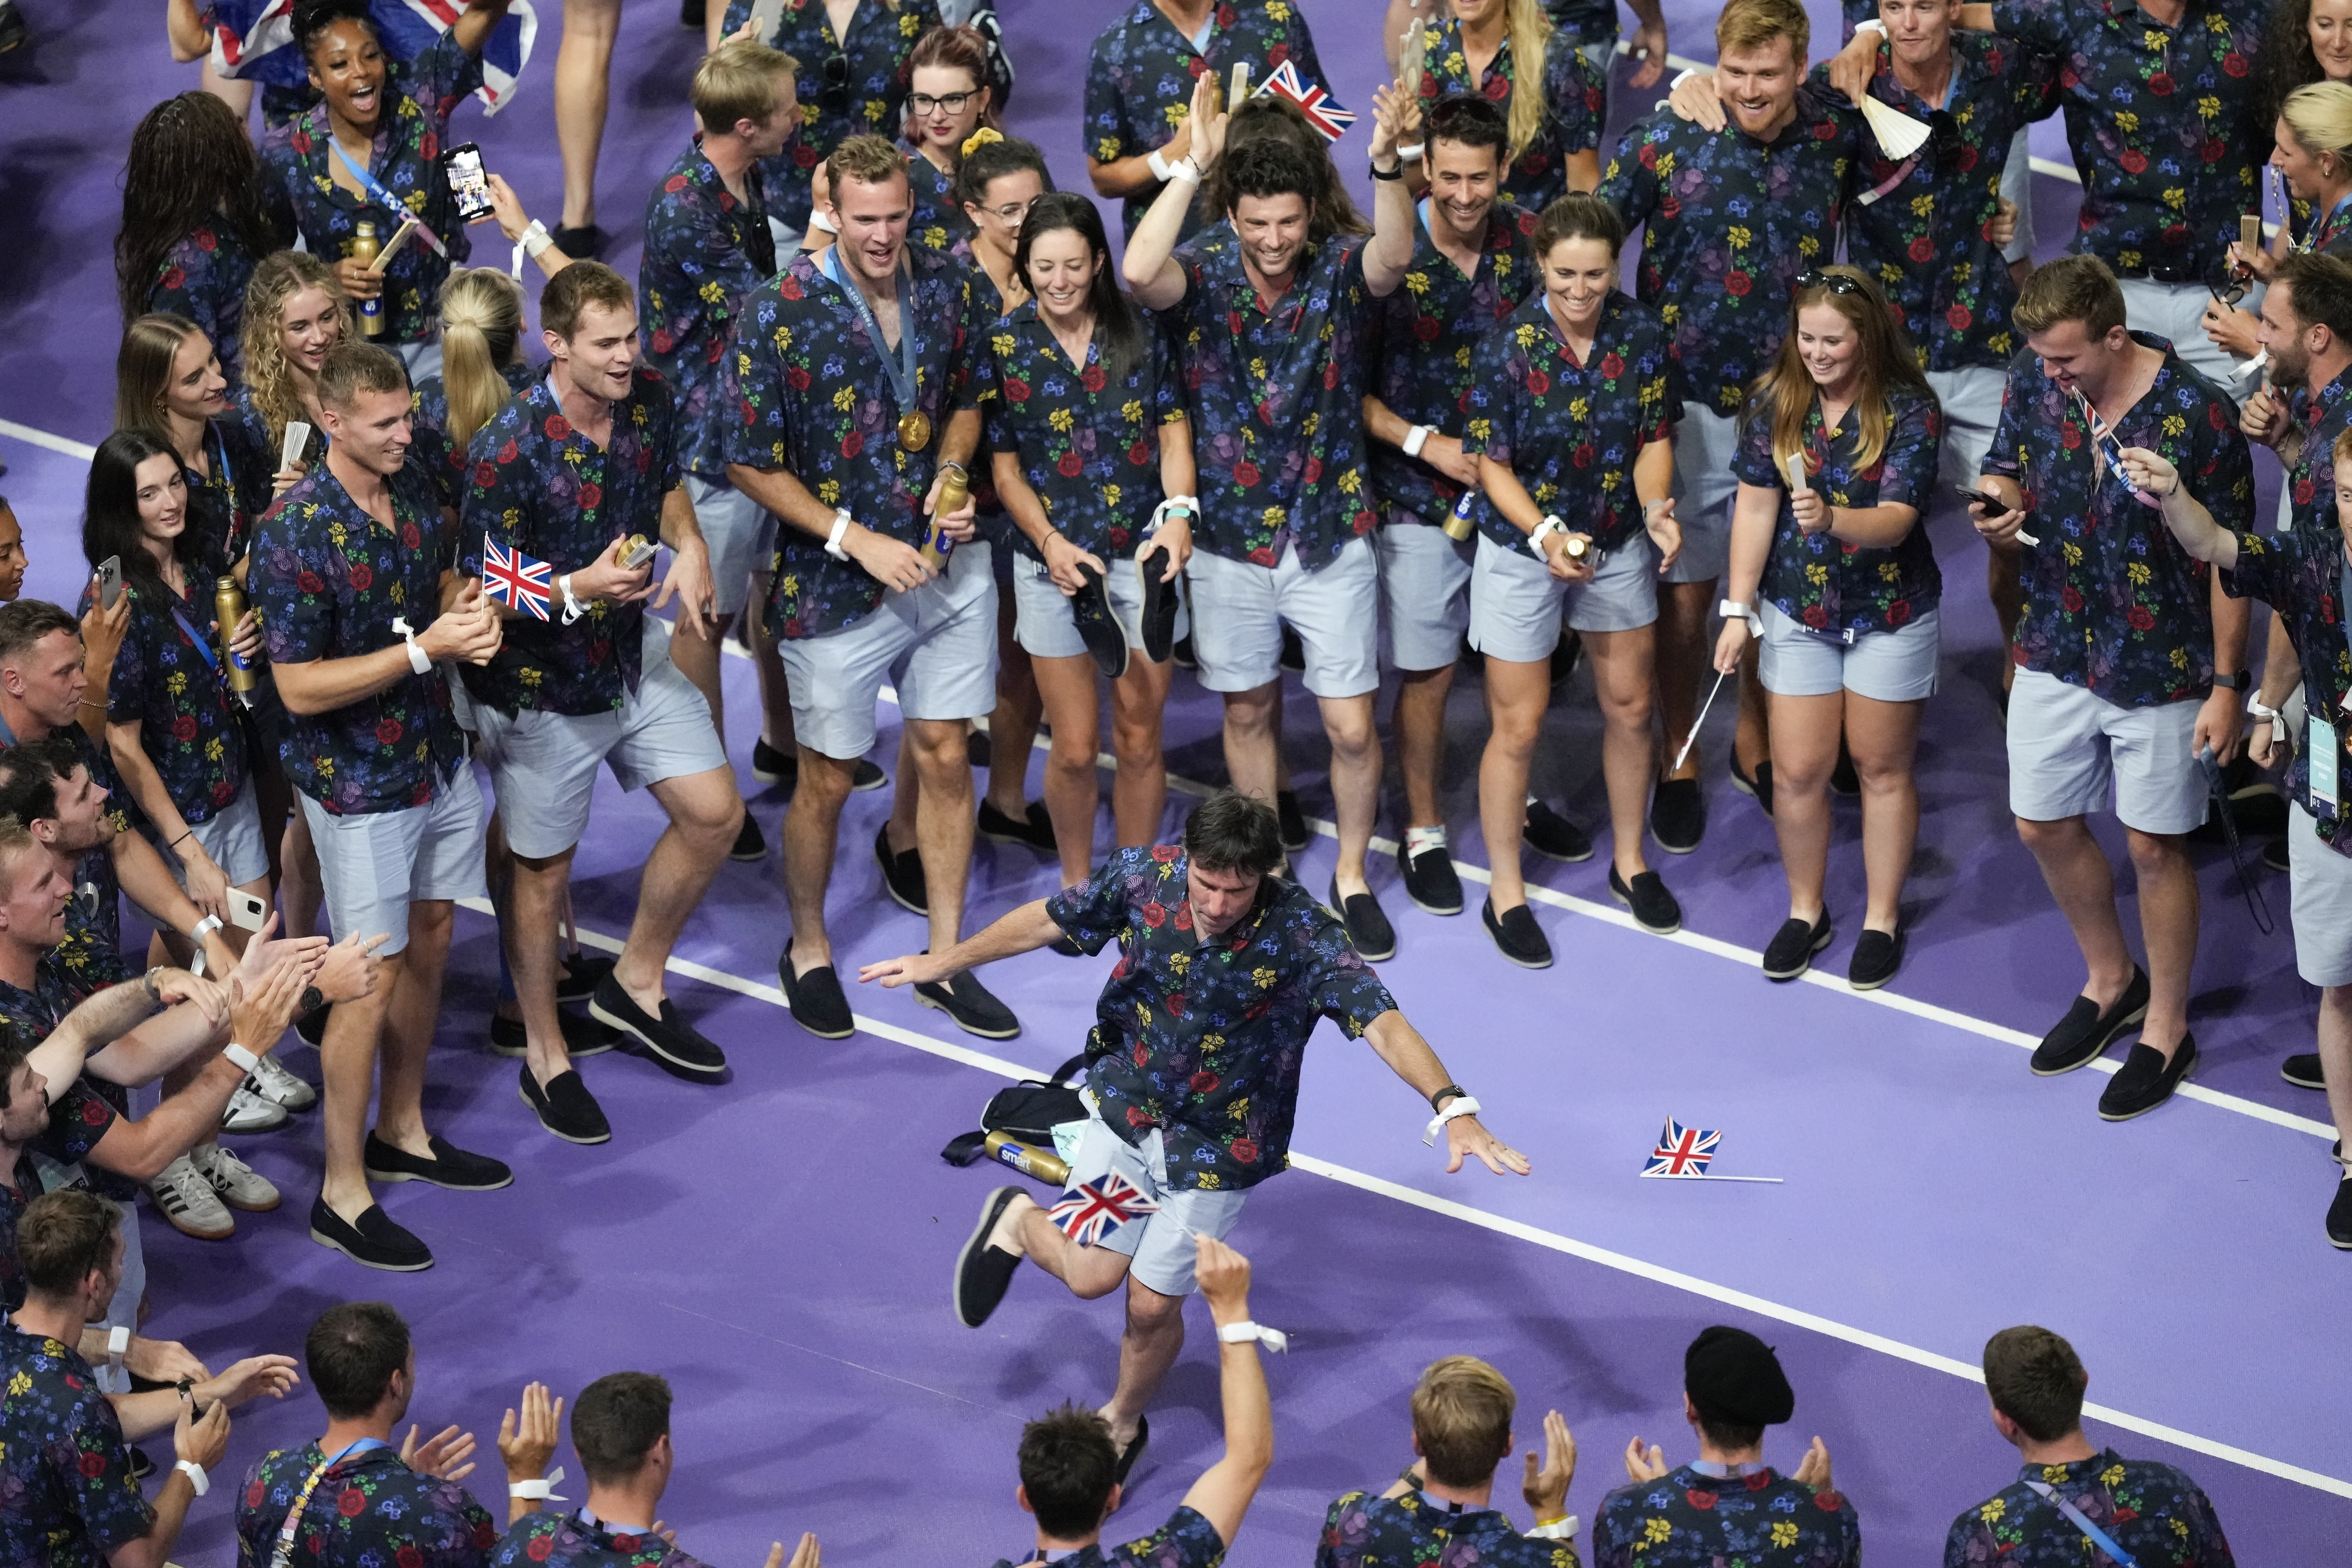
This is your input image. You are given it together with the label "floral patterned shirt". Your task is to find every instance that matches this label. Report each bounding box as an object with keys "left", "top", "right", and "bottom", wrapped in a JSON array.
[
  {"left": 986, "top": 1504, "right": 1229, "bottom": 1568},
  {"left": 1545, "top": 0, "right": 1616, "bottom": 45},
  {"left": 2220, "top": 526, "right": 2352, "bottom": 849},
  {"left": 55, "top": 725, "right": 137, "bottom": 1007},
  {"left": 1317, "top": 1489, "right": 1581, "bottom": 1568},
  {"left": 0, "top": 1325, "right": 154, "bottom": 1568},
  {"left": 490, "top": 1510, "right": 715, "bottom": 1568},
  {"left": 718, "top": 0, "right": 941, "bottom": 234},
  {"left": 1171, "top": 232, "right": 1382, "bottom": 569},
  {"left": 1599, "top": 91, "right": 1861, "bottom": 416},
  {"left": 80, "top": 563, "right": 250, "bottom": 825},
  {"left": 1048, "top": 846, "right": 1397, "bottom": 1192},
  {"left": 5, "top": 945, "right": 137, "bottom": 1205},
  {"left": 235, "top": 1441, "right": 500, "bottom": 1568},
  {"left": 1414, "top": 20, "right": 1605, "bottom": 217},
  {"left": 641, "top": 142, "right": 776, "bottom": 480},
  {"left": 1460, "top": 289, "right": 1678, "bottom": 552},
  {"left": 411, "top": 359, "right": 539, "bottom": 512},
  {"left": 180, "top": 415, "right": 272, "bottom": 568},
  {"left": 1837, "top": 35, "right": 2058, "bottom": 373},
  {"left": 908, "top": 150, "right": 976, "bottom": 258},
  {"left": 972, "top": 300, "right": 1184, "bottom": 560},
  {"left": 724, "top": 246, "right": 975, "bottom": 638},
  {"left": 459, "top": 370, "right": 681, "bottom": 713},
  {"left": 1733, "top": 384, "right": 1944, "bottom": 637},
  {"left": 2280, "top": 366, "right": 2352, "bottom": 538},
  {"left": 1992, "top": 0, "right": 2264, "bottom": 288},
  {"left": 228, "top": 383, "right": 330, "bottom": 527},
  {"left": 1942, "top": 1450, "right": 2235, "bottom": 1567},
  {"left": 256, "top": 31, "right": 484, "bottom": 346},
  {"left": 147, "top": 222, "right": 260, "bottom": 384},
  {"left": 1984, "top": 332, "right": 2252, "bottom": 706},
  {"left": 1084, "top": 0, "right": 1328, "bottom": 241},
  {"left": 1590, "top": 1466, "right": 1859, "bottom": 1568},
  {"left": 249, "top": 460, "right": 467, "bottom": 814},
  {"left": 1370, "top": 200, "right": 1539, "bottom": 526}
]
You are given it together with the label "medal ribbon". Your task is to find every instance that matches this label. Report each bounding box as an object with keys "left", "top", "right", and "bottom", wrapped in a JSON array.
[{"left": 819, "top": 246, "right": 922, "bottom": 426}]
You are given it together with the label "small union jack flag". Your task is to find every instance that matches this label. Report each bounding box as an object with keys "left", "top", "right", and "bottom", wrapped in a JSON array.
[
  {"left": 482, "top": 534, "right": 553, "bottom": 621},
  {"left": 1255, "top": 59, "right": 1357, "bottom": 143},
  {"left": 1048, "top": 1173, "right": 1160, "bottom": 1247},
  {"left": 1642, "top": 1118, "right": 1720, "bottom": 1179}
]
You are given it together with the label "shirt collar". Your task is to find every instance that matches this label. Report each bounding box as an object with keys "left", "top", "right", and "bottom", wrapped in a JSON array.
[
  {"left": 2017, "top": 1448, "right": 2122, "bottom": 1486},
  {"left": 1688, "top": 1459, "right": 1771, "bottom": 1479}
]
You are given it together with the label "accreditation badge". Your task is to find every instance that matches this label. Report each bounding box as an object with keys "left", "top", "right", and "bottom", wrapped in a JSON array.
[{"left": 2311, "top": 713, "right": 2341, "bottom": 815}]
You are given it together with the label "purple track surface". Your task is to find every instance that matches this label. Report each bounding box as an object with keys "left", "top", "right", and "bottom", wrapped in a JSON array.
[{"left": 2, "top": 1, "right": 2348, "bottom": 1563}]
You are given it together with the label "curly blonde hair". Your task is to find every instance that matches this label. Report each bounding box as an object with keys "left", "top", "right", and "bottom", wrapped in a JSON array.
[{"left": 241, "top": 250, "right": 353, "bottom": 453}]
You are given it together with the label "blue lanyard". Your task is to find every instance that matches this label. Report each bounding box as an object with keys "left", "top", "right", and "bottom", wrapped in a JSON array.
[
  {"left": 819, "top": 245, "right": 921, "bottom": 414},
  {"left": 2301, "top": 190, "right": 2352, "bottom": 253},
  {"left": 327, "top": 134, "right": 446, "bottom": 258},
  {"left": 165, "top": 590, "right": 223, "bottom": 677},
  {"left": 2023, "top": 1479, "right": 2139, "bottom": 1568},
  {"left": 207, "top": 420, "right": 234, "bottom": 500}
]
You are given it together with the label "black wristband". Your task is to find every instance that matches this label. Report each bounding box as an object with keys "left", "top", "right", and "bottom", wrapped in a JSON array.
[
  {"left": 2210, "top": 671, "right": 2248, "bottom": 691},
  {"left": 1428, "top": 1083, "right": 1466, "bottom": 1112},
  {"left": 1370, "top": 159, "right": 1406, "bottom": 181}
]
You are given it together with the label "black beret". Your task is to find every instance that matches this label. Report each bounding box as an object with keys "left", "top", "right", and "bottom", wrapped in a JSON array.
[{"left": 1684, "top": 1326, "right": 1795, "bottom": 1427}]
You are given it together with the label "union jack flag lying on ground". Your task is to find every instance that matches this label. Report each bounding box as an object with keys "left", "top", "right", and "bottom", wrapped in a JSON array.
[
  {"left": 482, "top": 534, "right": 552, "bottom": 621},
  {"left": 1643, "top": 1118, "right": 1720, "bottom": 1179},
  {"left": 206, "top": 0, "right": 539, "bottom": 114},
  {"left": 1048, "top": 1173, "right": 1160, "bottom": 1247},
  {"left": 1255, "top": 58, "right": 1356, "bottom": 143}
]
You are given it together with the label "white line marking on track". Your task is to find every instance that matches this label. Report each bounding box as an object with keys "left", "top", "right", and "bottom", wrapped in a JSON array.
[{"left": 0, "top": 419, "right": 97, "bottom": 460}]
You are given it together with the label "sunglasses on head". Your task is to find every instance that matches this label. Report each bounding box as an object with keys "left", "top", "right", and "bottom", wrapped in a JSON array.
[
  {"left": 1794, "top": 269, "right": 1865, "bottom": 297},
  {"left": 820, "top": 50, "right": 850, "bottom": 115}
]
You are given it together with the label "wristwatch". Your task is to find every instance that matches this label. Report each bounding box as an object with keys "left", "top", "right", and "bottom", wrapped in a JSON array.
[
  {"left": 1428, "top": 1083, "right": 1467, "bottom": 1112},
  {"left": 2210, "top": 671, "right": 2248, "bottom": 691}
]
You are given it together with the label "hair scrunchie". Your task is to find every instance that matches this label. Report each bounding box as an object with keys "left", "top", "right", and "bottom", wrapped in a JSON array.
[{"left": 961, "top": 126, "right": 1003, "bottom": 158}]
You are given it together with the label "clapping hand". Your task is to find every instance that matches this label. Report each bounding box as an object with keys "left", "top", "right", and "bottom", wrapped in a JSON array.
[
  {"left": 314, "top": 931, "right": 391, "bottom": 1005},
  {"left": 765, "top": 1535, "right": 820, "bottom": 1568},
  {"left": 401, "top": 1421, "right": 478, "bottom": 1483},
  {"left": 1623, "top": 1435, "right": 1671, "bottom": 1484},
  {"left": 1520, "top": 1409, "right": 1577, "bottom": 1520},
  {"left": 497, "top": 1382, "right": 564, "bottom": 1484}
]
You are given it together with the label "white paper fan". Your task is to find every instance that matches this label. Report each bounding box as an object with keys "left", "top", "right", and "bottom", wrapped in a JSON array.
[{"left": 1859, "top": 95, "right": 1932, "bottom": 161}]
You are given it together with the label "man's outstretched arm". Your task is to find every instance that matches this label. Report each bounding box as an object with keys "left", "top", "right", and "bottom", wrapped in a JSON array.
[
  {"left": 858, "top": 899, "right": 1065, "bottom": 989},
  {"left": 1363, "top": 1011, "right": 1532, "bottom": 1175}
]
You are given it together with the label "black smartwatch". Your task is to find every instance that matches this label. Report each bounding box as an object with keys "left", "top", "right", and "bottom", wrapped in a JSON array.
[
  {"left": 1370, "top": 158, "right": 1406, "bottom": 181},
  {"left": 2210, "top": 671, "right": 2248, "bottom": 691},
  {"left": 1428, "top": 1083, "right": 1466, "bottom": 1111},
  {"left": 300, "top": 984, "right": 325, "bottom": 1016}
]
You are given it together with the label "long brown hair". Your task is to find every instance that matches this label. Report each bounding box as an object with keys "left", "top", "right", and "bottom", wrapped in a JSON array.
[
  {"left": 1746, "top": 266, "right": 1930, "bottom": 478},
  {"left": 114, "top": 314, "right": 210, "bottom": 449},
  {"left": 241, "top": 250, "right": 353, "bottom": 452},
  {"left": 115, "top": 92, "right": 278, "bottom": 323},
  {"left": 436, "top": 268, "right": 526, "bottom": 455}
]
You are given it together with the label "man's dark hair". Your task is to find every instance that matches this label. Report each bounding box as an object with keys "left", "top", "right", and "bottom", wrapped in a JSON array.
[
  {"left": 571, "top": 1371, "right": 674, "bottom": 1483},
  {"left": 2274, "top": 251, "right": 2352, "bottom": 344},
  {"left": 1183, "top": 791, "right": 1284, "bottom": 877},
  {"left": 0, "top": 1024, "right": 27, "bottom": 1113},
  {"left": 541, "top": 261, "right": 637, "bottom": 343},
  {"left": 1017, "top": 1403, "right": 1118, "bottom": 1539},
  {"left": 306, "top": 1301, "right": 412, "bottom": 1418},
  {"left": 0, "top": 600, "right": 80, "bottom": 668},
  {"left": 1426, "top": 93, "right": 1509, "bottom": 163},
  {"left": 1983, "top": 1325, "right": 2088, "bottom": 1443},
  {"left": 1220, "top": 137, "right": 1320, "bottom": 212},
  {"left": 19, "top": 1189, "right": 120, "bottom": 1299},
  {"left": 0, "top": 736, "right": 83, "bottom": 827}
]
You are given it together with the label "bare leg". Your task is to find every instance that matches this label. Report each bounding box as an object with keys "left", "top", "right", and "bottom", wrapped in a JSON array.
[
  {"left": 375, "top": 900, "right": 455, "bottom": 1157},
  {"left": 1586, "top": 625, "right": 1660, "bottom": 881},
  {"left": 1766, "top": 689, "right": 1843, "bottom": 921},
  {"left": 553, "top": 0, "right": 622, "bottom": 231},
  {"left": 1393, "top": 663, "right": 1456, "bottom": 831},
  {"left": 747, "top": 574, "right": 797, "bottom": 753},
  {"left": 1221, "top": 680, "right": 1281, "bottom": 804},
  {"left": 1108, "top": 655, "right": 1173, "bottom": 848},
  {"left": 1321, "top": 693, "right": 1380, "bottom": 895},
  {"left": 1733, "top": 639, "right": 1769, "bottom": 774},
  {"left": 906, "top": 717, "right": 977, "bottom": 953},
  {"left": 1478, "top": 657, "right": 1549, "bottom": 913},
  {"left": 509, "top": 846, "right": 579, "bottom": 1088},
  {"left": 1031, "top": 651, "right": 1105, "bottom": 886},
  {"left": 318, "top": 951, "right": 404, "bottom": 1222},
  {"left": 1654, "top": 578, "right": 1716, "bottom": 780},
  {"left": 615, "top": 767, "right": 741, "bottom": 1005},
  {"left": 671, "top": 610, "right": 733, "bottom": 747},
  {"left": 984, "top": 590, "right": 1043, "bottom": 820},
  {"left": 1988, "top": 548, "right": 2024, "bottom": 695},
  {"left": 1103, "top": 1277, "right": 1187, "bottom": 1447},
  {"left": 782, "top": 747, "right": 856, "bottom": 972},
  {"left": 2015, "top": 816, "right": 2139, "bottom": 1014},
  {"left": 2125, "top": 826, "right": 2198, "bottom": 1058},
  {"left": 1846, "top": 692, "right": 1925, "bottom": 931},
  {"left": 886, "top": 734, "right": 921, "bottom": 857},
  {"left": 279, "top": 807, "right": 323, "bottom": 941},
  {"left": 2318, "top": 985, "right": 2352, "bottom": 1159}
]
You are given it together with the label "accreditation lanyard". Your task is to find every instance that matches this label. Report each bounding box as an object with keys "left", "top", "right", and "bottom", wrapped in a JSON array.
[
  {"left": 2318, "top": 558, "right": 2352, "bottom": 815},
  {"left": 328, "top": 136, "right": 448, "bottom": 259},
  {"left": 819, "top": 245, "right": 920, "bottom": 417},
  {"left": 2300, "top": 189, "right": 2352, "bottom": 254},
  {"left": 2021, "top": 1480, "right": 2139, "bottom": 1568},
  {"left": 269, "top": 1439, "right": 394, "bottom": 1568}
]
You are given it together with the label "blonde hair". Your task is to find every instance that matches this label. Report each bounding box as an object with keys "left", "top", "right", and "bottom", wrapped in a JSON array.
[
  {"left": 113, "top": 313, "right": 207, "bottom": 446},
  {"left": 692, "top": 38, "right": 798, "bottom": 136},
  {"left": 1497, "top": 0, "right": 1555, "bottom": 171},
  {"left": 1717, "top": 0, "right": 1809, "bottom": 62},
  {"left": 1410, "top": 1357, "right": 1517, "bottom": 1489},
  {"left": 241, "top": 249, "right": 353, "bottom": 453},
  {"left": 2013, "top": 253, "right": 2127, "bottom": 342},
  {"left": 437, "top": 268, "right": 526, "bottom": 455},
  {"left": 1747, "top": 264, "right": 1930, "bottom": 477},
  {"left": 2283, "top": 80, "right": 2352, "bottom": 177},
  {"left": 828, "top": 132, "right": 909, "bottom": 195}
]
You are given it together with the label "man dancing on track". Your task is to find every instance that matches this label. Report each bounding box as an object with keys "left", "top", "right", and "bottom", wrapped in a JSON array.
[{"left": 860, "top": 790, "right": 1527, "bottom": 1481}]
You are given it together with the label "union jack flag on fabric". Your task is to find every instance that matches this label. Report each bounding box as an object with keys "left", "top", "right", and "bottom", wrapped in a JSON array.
[
  {"left": 1047, "top": 1173, "right": 1160, "bottom": 1247},
  {"left": 207, "top": 0, "right": 540, "bottom": 115},
  {"left": 1254, "top": 58, "right": 1356, "bottom": 143},
  {"left": 482, "top": 533, "right": 553, "bottom": 621},
  {"left": 1642, "top": 1118, "right": 1720, "bottom": 1179}
]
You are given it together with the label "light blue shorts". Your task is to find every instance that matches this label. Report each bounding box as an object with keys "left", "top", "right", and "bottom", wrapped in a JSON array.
[
  {"left": 1186, "top": 534, "right": 1380, "bottom": 698},
  {"left": 179, "top": 774, "right": 270, "bottom": 888},
  {"left": 1064, "top": 1095, "right": 1250, "bottom": 1298},
  {"left": 1666, "top": 406, "right": 1738, "bottom": 585},
  {"left": 1757, "top": 602, "right": 1941, "bottom": 703},
  {"left": 1469, "top": 529, "right": 1658, "bottom": 663},
  {"left": 2006, "top": 667, "right": 2204, "bottom": 836},
  {"left": 1010, "top": 548, "right": 1177, "bottom": 663},
  {"left": 777, "top": 538, "right": 999, "bottom": 759},
  {"left": 301, "top": 763, "right": 487, "bottom": 955},
  {"left": 1376, "top": 515, "right": 1474, "bottom": 673},
  {"left": 685, "top": 474, "right": 777, "bottom": 617}
]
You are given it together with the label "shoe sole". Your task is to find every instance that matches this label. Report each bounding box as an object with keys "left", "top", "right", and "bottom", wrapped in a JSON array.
[
  {"left": 1649, "top": 825, "right": 1702, "bottom": 856},
  {"left": 362, "top": 1163, "right": 516, "bottom": 1192},
  {"left": 1848, "top": 961, "right": 1901, "bottom": 992},
  {"left": 1404, "top": 887, "right": 1465, "bottom": 915},
  {"left": 1610, "top": 885, "right": 1683, "bottom": 937},
  {"left": 221, "top": 1110, "right": 290, "bottom": 1133},
  {"left": 779, "top": 957, "right": 857, "bottom": 1040},
  {"left": 876, "top": 856, "right": 930, "bottom": 916},
  {"left": 953, "top": 1188, "right": 1024, "bottom": 1327},
  {"left": 750, "top": 759, "right": 793, "bottom": 785},
  {"left": 1527, "top": 839, "right": 1596, "bottom": 864},
  {"left": 309, "top": 1226, "right": 433, "bottom": 1272},
  {"left": 2097, "top": 1053, "right": 2196, "bottom": 1122},
  {"left": 517, "top": 1082, "right": 613, "bottom": 1146},
  {"left": 1761, "top": 922, "right": 1834, "bottom": 982},
  {"left": 2283, "top": 1068, "right": 2327, "bottom": 1089},
  {"left": 2029, "top": 998, "right": 2149, "bottom": 1077},
  {"left": 977, "top": 825, "right": 1055, "bottom": 852},
  {"left": 159, "top": 1213, "right": 236, "bottom": 1241},
  {"left": 486, "top": 1036, "right": 620, "bottom": 1059},
  {"left": 587, "top": 998, "right": 728, "bottom": 1080},
  {"left": 915, "top": 989, "right": 1023, "bottom": 1040},
  {"left": 728, "top": 844, "right": 767, "bottom": 863},
  {"left": 849, "top": 764, "right": 886, "bottom": 793},
  {"left": 212, "top": 1186, "right": 282, "bottom": 1214}
]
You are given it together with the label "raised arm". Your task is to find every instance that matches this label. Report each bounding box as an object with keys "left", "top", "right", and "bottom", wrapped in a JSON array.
[
  {"left": 1124, "top": 72, "right": 1229, "bottom": 311},
  {"left": 450, "top": 0, "right": 521, "bottom": 61},
  {"left": 1176, "top": 1238, "right": 1275, "bottom": 1551},
  {"left": 25, "top": 972, "right": 185, "bottom": 1092},
  {"left": 1364, "top": 82, "right": 1416, "bottom": 298}
]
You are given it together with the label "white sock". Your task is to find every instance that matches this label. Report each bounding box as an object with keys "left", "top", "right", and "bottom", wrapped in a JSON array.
[{"left": 1403, "top": 825, "right": 1448, "bottom": 859}]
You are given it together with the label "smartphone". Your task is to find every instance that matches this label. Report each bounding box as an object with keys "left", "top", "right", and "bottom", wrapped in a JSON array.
[
  {"left": 441, "top": 142, "right": 496, "bottom": 224},
  {"left": 226, "top": 888, "right": 269, "bottom": 932},
  {"left": 618, "top": 534, "right": 660, "bottom": 570},
  {"left": 1954, "top": 484, "right": 2007, "bottom": 512},
  {"left": 279, "top": 421, "right": 312, "bottom": 474},
  {"left": 95, "top": 556, "right": 123, "bottom": 610}
]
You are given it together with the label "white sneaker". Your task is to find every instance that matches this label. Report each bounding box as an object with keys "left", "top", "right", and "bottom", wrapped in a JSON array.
[
  {"left": 190, "top": 1142, "right": 280, "bottom": 1213},
  {"left": 221, "top": 1083, "right": 289, "bottom": 1134},
  {"left": 149, "top": 1154, "right": 234, "bottom": 1240},
  {"left": 246, "top": 1053, "right": 316, "bottom": 1111}
]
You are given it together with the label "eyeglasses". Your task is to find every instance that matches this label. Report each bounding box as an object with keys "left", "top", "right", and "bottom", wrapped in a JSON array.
[
  {"left": 979, "top": 197, "right": 1036, "bottom": 226},
  {"left": 820, "top": 50, "right": 850, "bottom": 116},
  {"left": 909, "top": 89, "right": 978, "bottom": 115},
  {"left": 1793, "top": 269, "right": 1864, "bottom": 297}
]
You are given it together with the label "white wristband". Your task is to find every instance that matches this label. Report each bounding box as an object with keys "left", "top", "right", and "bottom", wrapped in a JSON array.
[
  {"left": 108, "top": 1325, "right": 131, "bottom": 1363},
  {"left": 1148, "top": 495, "right": 1198, "bottom": 536},
  {"left": 222, "top": 1042, "right": 262, "bottom": 1075},
  {"left": 1719, "top": 598, "right": 1764, "bottom": 637},
  {"left": 509, "top": 1466, "right": 569, "bottom": 1502},
  {"left": 826, "top": 508, "right": 854, "bottom": 562},
  {"left": 175, "top": 1458, "right": 209, "bottom": 1497},
  {"left": 1402, "top": 424, "right": 1434, "bottom": 459},
  {"left": 1165, "top": 154, "right": 1202, "bottom": 185},
  {"left": 1148, "top": 147, "right": 1175, "bottom": 183},
  {"left": 1397, "top": 142, "right": 1425, "bottom": 164},
  {"left": 1422, "top": 1093, "right": 1483, "bottom": 1145},
  {"left": 189, "top": 913, "right": 223, "bottom": 942},
  {"left": 559, "top": 573, "right": 587, "bottom": 626},
  {"left": 511, "top": 218, "right": 551, "bottom": 279},
  {"left": 1527, "top": 1515, "right": 1579, "bottom": 1541},
  {"left": 1853, "top": 16, "right": 1888, "bottom": 35},
  {"left": 1215, "top": 1320, "right": 1290, "bottom": 1352},
  {"left": 392, "top": 616, "right": 431, "bottom": 674},
  {"left": 1527, "top": 516, "right": 1563, "bottom": 560}
]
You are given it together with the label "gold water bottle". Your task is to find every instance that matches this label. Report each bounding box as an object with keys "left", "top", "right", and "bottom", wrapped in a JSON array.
[
  {"left": 215, "top": 575, "right": 260, "bottom": 701},
  {"left": 983, "top": 1130, "right": 1070, "bottom": 1184},
  {"left": 1444, "top": 488, "right": 1477, "bottom": 541},
  {"left": 349, "top": 221, "right": 384, "bottom": 338},
  {"left": 923, "top": 462, "right": 969, "bottom": 571}
]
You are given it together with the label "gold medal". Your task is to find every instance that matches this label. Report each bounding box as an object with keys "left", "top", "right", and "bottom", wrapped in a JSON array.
[{"left": 897, "top": 411, "right": 932, "bottom": 452}]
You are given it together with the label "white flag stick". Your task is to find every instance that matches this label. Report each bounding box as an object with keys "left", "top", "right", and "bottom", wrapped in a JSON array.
[{"left": 1672, "top": 667, "right": 1730, "bottom": 775}]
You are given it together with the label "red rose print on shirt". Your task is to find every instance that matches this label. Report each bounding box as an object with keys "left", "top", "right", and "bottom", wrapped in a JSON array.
[
  {"left": 339, "top": 1488, "right": 367, "bottom": 1517},
  {"left": 1231, "top": 1138, "right": 1258, "bottom": 1163},
  {"left": 1687, "top": 1489, "right": 1717, "bottom": 1510},
  {"left": 1058, "top": 452, "right": 1084, "bottom": 477},
  {"left": 665, "top": 174, "right": 690, "bottom": 194},
  {"left": 347, "top": 562, "right": 373, "bottom": 591},
  {"left": 577, "top": 483, "right": 602, "bottom": 510},
  {"left": 545, "top": 415, "right": 571, "bottom": 441},
  {"left": 1234, "top": 461, "right": 1260, "bottom": 487},
  {"left": 842, "top": 431, "right": 863, "bottom": 458}
]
